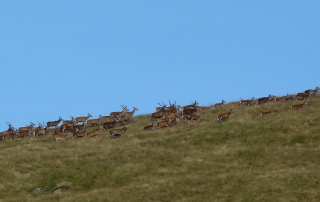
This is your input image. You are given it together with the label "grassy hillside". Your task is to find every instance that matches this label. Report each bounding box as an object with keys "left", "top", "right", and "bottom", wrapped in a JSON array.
[{"left": 1, "top": 96, "right": 320, "bottom": 202}]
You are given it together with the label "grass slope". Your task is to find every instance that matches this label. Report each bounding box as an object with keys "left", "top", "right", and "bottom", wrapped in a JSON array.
[{"left": 1, "top": 96, "right": 320, "bottom": 202}]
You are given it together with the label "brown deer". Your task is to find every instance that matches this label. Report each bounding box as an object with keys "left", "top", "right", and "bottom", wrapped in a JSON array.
[
  {"left": 72, "top": 129, "right": 86, "bottom": 139},
  {"left": 155, "top": 120, "right": 170, "bottom": 129},
  {"left": 261, "top": 110, "right": 273, "bottom": 116},
  {"left": 143, "top": 122, "right": 155, "bottom": 131},
  {"left": 53, "top": 133, "right": 68, "bottom": 141},
  {"left": 73, "top": 113, "right": 92, "bottom": 124},
  {"left": 217, "top": 109, "right": 233, "bottom": 122},
  {"left": 109, "top": 125, "right": 129, "bottom": 138},
  {"left": 305, "top": 87, "right": 319, "bottom": 98},
  {"left": 240, "top": 98, "right": 255, "bottom": 106},
  {"left": 86, "top": 118, "right": 100, "bottom": 126},
  {"left": 212, "top": 100, "right": 226, "bottom": 109},
  {"left": 295, "top": 92, "right": 309, "bottom": 101},
  {"left": 151, "top": 108, "right": 166, "bottom": 121},
  {"left": 47, "top": 117, "right": 63, "bottom": 128},
  {"left": 123, "top": 107, "right": 138, "bottom": 119},
  {"left": 85, "top": 126, "right": 102, "bottom": 138},
  {"left": 181, "top": 101, "right": 199, "bottom": 114},
  {"left": 110, "top": 105, "right": 129, "bottom": 120},
  {"left": 102, "top": 120, "right": 119, "bottom": 130},
  {"left": 291, "top": 101, "right": 308, "bottom": 110}
]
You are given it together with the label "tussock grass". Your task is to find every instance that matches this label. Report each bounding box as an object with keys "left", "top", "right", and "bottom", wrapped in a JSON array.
[{"left": 1, "top": 96, "right": 320, "bottom": 201}]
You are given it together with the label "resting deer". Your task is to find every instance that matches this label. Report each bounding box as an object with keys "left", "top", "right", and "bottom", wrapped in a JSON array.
[
  {"left": 291, "top": 101, "right": 308, "bottom": 110},
  {"left": 261, "top": 110, "right": 273, "bottom": 116}
]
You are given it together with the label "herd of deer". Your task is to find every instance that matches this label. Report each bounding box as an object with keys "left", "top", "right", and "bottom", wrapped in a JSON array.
[{"left": 1, "top": 87, "right": 319, "bottom": 141}]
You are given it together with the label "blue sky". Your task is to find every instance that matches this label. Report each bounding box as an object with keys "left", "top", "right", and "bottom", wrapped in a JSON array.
[{"left": 1, "top": 1, "right": 319, "bottom": 130}]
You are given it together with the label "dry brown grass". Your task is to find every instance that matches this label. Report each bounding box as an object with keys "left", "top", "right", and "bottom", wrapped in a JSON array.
[{"left": 1, "top": 96, "right": 320, "bottom": 201}]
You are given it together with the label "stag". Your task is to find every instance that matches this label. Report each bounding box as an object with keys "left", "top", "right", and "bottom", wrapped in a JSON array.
[
  {"left": 110, "top": 105, "right": 129, "bottom": 120},
  {"left": 305, "top": 87, "right": 320, "bottom": 98},
  {"left": 47, "top": 117, "right": 63, "bottom": 128},
  {"left": 181, "top": 100, "right": 199, "bottom": 114},
  {"left": 123, "top": 107, "right": 138, "bottom": 120},
  {"left": 109, "top": 125, "right": 129, "bottom": 138},
  {"left": 151, "top": 108, "right": 166, "bottom": 121},
  {"left": 6, "top": 122, "right": 15, "bottom": 133}
]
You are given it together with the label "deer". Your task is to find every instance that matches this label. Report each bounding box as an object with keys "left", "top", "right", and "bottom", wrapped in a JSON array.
[
  {"left": 187, "top": 119, "right": 200, "bottom": 127},
  {"left": 304, "top": 87, "right": 319, "bottom": 98},
  {"left": 73, "top": 113, "right": 92, "bottom": 124},
  {"left": 295, "top": 92, "right": 309, "bottom": 101},
  {"left": 168, "top": 118, "right": 179, "bottom": 127},
  {"left": 226, "top": 102, "right": 240, "bottom": 109},
  {"left": 17, "top": 122, "right": 36, "bottom": 137},
  {"left": 86, "top": 118, "right": 100, "bottom": 126},
  {"left": 102, "top": 120, "right": 119, "bottom": 130},
  {"left": 291, "top": 101, "right": 308, "bottom": 110},
  {"left": 151, "top": 108, "right": 166, "bottom": 121},
  {"left": 110, "top": 105, "right": 129, "bottom": 120},
  {"left": 155, "top": 102, "right": 167, "bottom": 112},
  {"left": 34, "top": 123, "right": 46, "bottom": 137},
  {"left": 123, "top": 107, "right": 138, "bottom": 120},
  {"left": 109, "top": 125, "right": 129, "bottom": 138},
  {"left": 143, "top": 122, "right": 155, "bottom": 131},
  {"left": 53, "top": 133, "right": 68, "bottom": 141},
  {"left": 47, "top": 117, "right": 64, "bottom": 128},
  {"left": 217, "top": 109, "right": 233, "bottom": 122},
  {"left": 181, "top": 107, "right": 197, "bottom": 115},
  {"left": 212, "top": 100, "right": 226, "bottom": 109},
  {"left": 240, "top": 98, "right": 255, "bottom": 106},
  {"left": 257, "top": 95, "right": 275, "bottom": 105},
  {"left": 6, "top": 122, "right": 15, "bottom": 133},
  {"left": 181, "top": 101, "right": 199, "bottom": 114},
  {"left": 99, "top": 115, "right": 110, "bottom": 123},
  {"left": 72, "top": 129, "right": 86, "bottom": 139},
  {"left": 186, "top": 114, "right": 203, "bottom": 127},
  {"left": 155, "top": 120, "right": 170, "bottom": 129},
  {"left": 85, "top": 126, "right": 102, "bottom": 138},
  {"left": 261, "top": 110, "right": 273, "bottom": 116},
  {"left": 188, "top": 114, "right": 204, "bottom": 121}
]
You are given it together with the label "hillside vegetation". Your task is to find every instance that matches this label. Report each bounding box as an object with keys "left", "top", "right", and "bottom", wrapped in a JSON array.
[{"left": 1, "top": 95, "right": 320, "bottom": 202}]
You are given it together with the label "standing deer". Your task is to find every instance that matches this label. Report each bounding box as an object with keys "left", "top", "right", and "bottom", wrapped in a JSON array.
[
  {"left": 47, "top": 117, "right": 64, "bottom": 128},
  {"left": 110, "top": 105, "right": 129, "bottom": 120},
  {"left": 212, "top": 100, "right": 226, "bottom": 109},
  {"left": 73, "top": 113, "right": 92, "bottom": 124},
  {"left": 305, "top": 87, "right": 320, "bottom": 98},
  {"left": 124, "top": 107, "right": 138, "bottom": 120},
  {"left": 109, "top": 125, "right": 129, "bottom": 138}
]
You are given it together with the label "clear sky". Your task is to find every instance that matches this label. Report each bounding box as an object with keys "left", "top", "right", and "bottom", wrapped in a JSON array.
[{"left": 1, "top": 1, "right": 319, "bottom": 130}]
